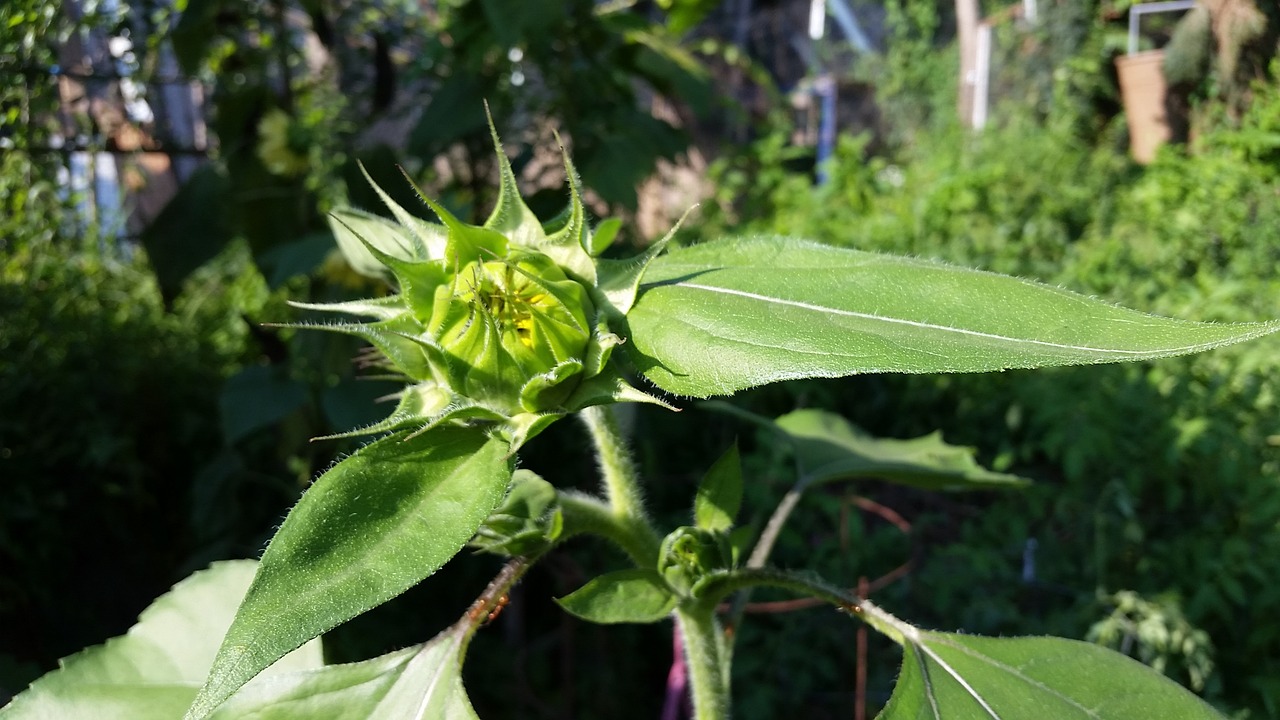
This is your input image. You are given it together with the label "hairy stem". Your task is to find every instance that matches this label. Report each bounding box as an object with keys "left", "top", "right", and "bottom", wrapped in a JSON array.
[
  {"left": 558, "top": 490, "right": 660, "bottom": 567},
  {"left": 677, "top": 603, "right": 729, "bottom": 720},
  {"left": 461, "top": 557, "right": 531, "bottom": 640},
  {"left": 578, "top": 406, "right": 661, "bottom": 568},
  {"left": 580, "top": 406, "right": 648, "bottom": 520},
  {"left": 698, "top": 566, "right": 910, "bottom": 647}
]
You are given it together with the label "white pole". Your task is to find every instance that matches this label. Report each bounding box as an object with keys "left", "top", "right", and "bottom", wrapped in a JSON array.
[
  {"left": 973, "top": 23, "right": 992, "bottom": 130},
  {"left": 808, "top": 0, "right": 825, "bottom": 40}
]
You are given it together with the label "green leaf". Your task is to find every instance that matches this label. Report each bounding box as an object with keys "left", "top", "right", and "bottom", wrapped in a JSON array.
[
  {"left": 0, "top": 561, "right": 322, "bottom": 720},
  {"left": 219, "top": 365, "right": 308, "bottom": 444},
  {"left": 625, "top": 237, "right": 1280, "bottom": 397},
  {"left": 556, "top": 569, "right": 678, "bottom": 624},
  {"left": 590, "top": 218, "right": 623, "bottom": 255},
  {"left": 694, "top": 442, "right": 742, "bottom": 531},
  {"left": 185, "top": 427, "right": 513, "bottom": 720},
  {"left": 878, "top": 628, "right": 1224, "bottom": 720},
  {"left": 703, "top": 403, "right": 1025, "bottom": 491},
  {"left": 256, "top": 233, "right": 334, "bottom": 288},
  {"left": 776, "top": 408, "right": 1025, "bottom": 491},
  {"left": 206, "top": 622, "right": 481, "bottom": 720},
  {"left": 139, "top": 164, "right": 234, "bottom": 301}
]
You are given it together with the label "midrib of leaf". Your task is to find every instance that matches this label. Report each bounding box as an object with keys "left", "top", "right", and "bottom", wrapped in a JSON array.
[
  {"left": 911, "top": 644, "right": 943, "bottom": 720},
  {"left": 920, "top": 634, "right": 1102, "bottom": 719},
  {"left": 408, "top": 628, "right": 465, "bottom": 720},
  {"left": 675, "top": 283, "right": 1249, "bottom": 358},
  {"left": 914, "top": 640, "right": 1002, "bottom": 720}
]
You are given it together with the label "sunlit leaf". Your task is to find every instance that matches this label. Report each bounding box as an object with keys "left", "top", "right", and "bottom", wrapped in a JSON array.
[
  {"left": 626, "top": 237, "right": 1280, "bottom": 397},
  {"left": 878, "top": 628, "right": 1223, "bottom": 720},
  {"left": 0, "top": 561, "right": 322, "bottom": 720},
  {"left": 207, "top": 622, "right": 482, "bottom": 720},
  {"left": 557, "top": 569, "right": 678, "bottom": 624},
  {"left": 185, "top": 427, "right": 512, "bottom": 719}
]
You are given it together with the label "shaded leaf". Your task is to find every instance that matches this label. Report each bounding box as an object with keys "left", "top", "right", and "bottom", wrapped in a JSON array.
[
  {"left": 219, "top": 365, "right": 308, "bottom": 445},
  {"left": 705, "top": 404, "right": 1026, "bottom": 491},
  {"left": 694, "top": 442, "right": 742, "bottom": 531},
  {"left": 0, "top": 561, "right": 322, "bottom": 720},
  {"left": 257, "top": 233, "right": 334, "bottom": 288},
  {"left": 775, "top": 409, "right": 1026, "bottom": 491},
  {"left": 625, "top": 237, "right": 1280, "bottom": 397},
  {"left": 185, "top": 427, "right": 513, "bottom": 719},
  {"left": 139, "top": 164, "right": 234, "bottom": 301},
  {"left": 557, "top": 569, "right": 677, "bottom": 624}
]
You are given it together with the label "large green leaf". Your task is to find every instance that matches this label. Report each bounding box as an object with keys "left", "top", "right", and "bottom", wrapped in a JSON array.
[
  {"left": 0, "top": 561, "right": 322, "bottom": 720},
  {"left": 625, "top": 237, "right": 1280, "bottom": 397},
  {"left": 185, "top": 427, "right": 513, "bottom": 720},
  {"left": 207, "top": 621, "right": 481, "bottom": 720},
  {"left": 878, "top": 629, "right": 1223, "bottom": 719}
]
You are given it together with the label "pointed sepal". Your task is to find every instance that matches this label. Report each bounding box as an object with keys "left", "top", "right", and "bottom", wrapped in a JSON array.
[
  {"left": 482, "top": 106, "right": 547, "bottom": 249},
  {"left": 358, "top": 162, "right": 445, "bottom": 259},
  {"left": 541, "top": 138, "right": 598, "bottom": 285}
]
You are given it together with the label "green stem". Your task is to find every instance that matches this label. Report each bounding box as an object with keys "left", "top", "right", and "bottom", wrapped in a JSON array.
[
  {"left": 726, "top": 479, "right": 808, "bottom": 647},
  {"left": 579, "top": 406, "right": 648, "bottom": 520},
  {"left": 577, "top": 406, "right": 661, "bottom": 567},
  {"left": 677, "top": 603, "right": 729, "bottom": 720},
  {"left": 697, "top": 567, "right": 911, "bottom": 646},
  {"left": 558, "top": 490, "right": 660, "bottom": 567}
]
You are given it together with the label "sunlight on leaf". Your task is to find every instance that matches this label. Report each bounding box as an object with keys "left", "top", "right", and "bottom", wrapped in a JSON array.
[
  {"left": 626, "top": 237, "right": 1280, "bottom": 397},
  {"left": 0, "top": 561, "right": 322, "bottom": 720},
  {"left": 864, "top": 602, "right": 1224, "bottom": 720}
]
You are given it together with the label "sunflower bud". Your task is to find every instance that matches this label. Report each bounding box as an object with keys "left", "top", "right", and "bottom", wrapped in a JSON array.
[
  {"left": 295, "top": 110, "right": 674, "bottom": 450},
  {"left": 658, "top": 526, "right": 735, "bottom": 597},
  {"left": 428, "top": 252, "right": 593, "bottom": 414}
]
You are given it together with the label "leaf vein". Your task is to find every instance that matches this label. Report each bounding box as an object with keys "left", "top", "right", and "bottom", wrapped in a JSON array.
[{"left": 676, "top": 283, "right": 1230, "bottom": 357}]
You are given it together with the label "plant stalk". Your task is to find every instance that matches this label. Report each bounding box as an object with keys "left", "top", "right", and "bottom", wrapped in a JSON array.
[
  {"left": 578, "top": 406, "right": 661, "bottom": 567},
  {"left": 558, "top": 490, "right": 660, "bottom": 567},
  {"left": 580, "top": 406, "right": 647, "bottom": 518},
  {"left": 677, "top": 603, "right": 730, "bottom": 720}
]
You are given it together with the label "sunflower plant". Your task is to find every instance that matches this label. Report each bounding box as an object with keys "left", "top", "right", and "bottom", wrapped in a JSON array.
[{"left": 6, "top": 117, "right": 1279, "bottom": 720}]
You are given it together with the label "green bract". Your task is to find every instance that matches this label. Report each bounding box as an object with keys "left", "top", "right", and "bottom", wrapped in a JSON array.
[{"left": 300, "top": 120, "right": 670, "bottom": 448}]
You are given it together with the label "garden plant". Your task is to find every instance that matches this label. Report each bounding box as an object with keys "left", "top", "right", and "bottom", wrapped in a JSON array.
[{"left": 5, "top": 117, "right": 1279, "bottom": 720}]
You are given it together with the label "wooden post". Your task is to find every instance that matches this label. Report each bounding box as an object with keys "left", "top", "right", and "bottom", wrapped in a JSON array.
[{"left": 956, "top": 0, "right": 980, "bottom": 126}]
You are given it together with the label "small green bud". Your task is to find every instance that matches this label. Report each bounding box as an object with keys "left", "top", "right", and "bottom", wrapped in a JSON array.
[
  {"left": 658, "top": 526, "right": 736, "bottom": 597},
  {"left": 470, "top": 470, "right": 563, "bottom": 557}
]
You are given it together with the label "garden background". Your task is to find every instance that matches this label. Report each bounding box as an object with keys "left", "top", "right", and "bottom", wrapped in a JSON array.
[{"left": 2, "top": 0, "right": 1279, "bottom": 717}]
